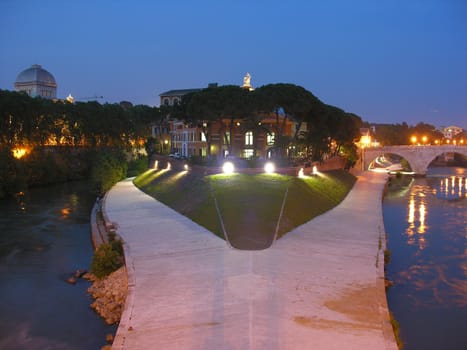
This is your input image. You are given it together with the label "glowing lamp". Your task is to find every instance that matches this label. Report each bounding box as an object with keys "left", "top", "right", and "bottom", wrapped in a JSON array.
[
  {"left": 298, "top": 168, "right": 305, "bottom": 178},
  {"left": 360, "top": 135, "right": 371, "bottom": 147},
  {"left": 166, "top": 162, "right": 171, "bottom": 170},
  {"left": 312, "top": 165, "right": 318, "bottom": 175},
  {"left": 222, "top": 161, "right": 234, "bottom": 174},
  {"left": 154, "top": 160, "right": 158, "bottom": 169},
  {"left": 184, "top": 164, "right": 189, "bottom": 171},
  {"left": 264, "top": 162, "right": 275, "bottom": 174},
  {"left": 12, "top": 148, "right": 27, "bottom": 159}
]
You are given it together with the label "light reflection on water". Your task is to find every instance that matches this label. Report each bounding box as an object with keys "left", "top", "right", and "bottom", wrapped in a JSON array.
[
  {"left": 384, "top": 167, "right": 467, "bottom": 350},
  {"left": 405, "top": 186, "right": 429, "bottom": 249}
]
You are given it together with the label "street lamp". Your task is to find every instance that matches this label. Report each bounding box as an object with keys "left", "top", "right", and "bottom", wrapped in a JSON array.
[
  {"left": 422, "top": 136, "right": 428, "bottom": 144},
  {"left": 411, "top": 136, "right": 417, "bottom": 145}
]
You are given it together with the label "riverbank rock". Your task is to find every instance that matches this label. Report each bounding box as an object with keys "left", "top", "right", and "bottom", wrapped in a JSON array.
[
  {"left": 88, "top": 266, "right": 128, "bottom": 325},
  {"left": 82, "top": 272, "right": 97, "bottom": 281},
  {"left": 74, "top": 268, "right": 87, "bottom": 278}
]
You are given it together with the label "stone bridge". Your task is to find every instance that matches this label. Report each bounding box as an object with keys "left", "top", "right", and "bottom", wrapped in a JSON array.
[{"left": 363, "top": 145, "right": 467, "bottom": 175}]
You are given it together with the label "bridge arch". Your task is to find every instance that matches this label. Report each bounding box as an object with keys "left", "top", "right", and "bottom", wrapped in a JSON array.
[{"left": 363, "top": 146, "right": 467, "bottom": 175}]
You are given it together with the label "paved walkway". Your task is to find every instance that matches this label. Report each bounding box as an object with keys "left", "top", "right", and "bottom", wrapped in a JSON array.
[{"left": 104, "top": 171, "right": 397, "bottom": 350}]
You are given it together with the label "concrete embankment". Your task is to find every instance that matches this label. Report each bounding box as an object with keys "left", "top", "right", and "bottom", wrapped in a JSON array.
[{"left": 104, "top": 171, "right": 398, "bottom": 349}]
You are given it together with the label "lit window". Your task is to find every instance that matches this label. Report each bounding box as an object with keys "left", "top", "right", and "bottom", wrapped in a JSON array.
[
  {"left": 267, "top": 132, "right": 275, "bottom": 145},
  {"left": 244, "top": 149, "right": 254, "bottom": 158},
  {"left": 223, "top": 132, "right": 230, "bottom": 145},
  {"left": 245, "top": 131, "right": 253, "bottom": 146},
  {"left": 201, "top": 132, "right": 206, "bottom": 142}
]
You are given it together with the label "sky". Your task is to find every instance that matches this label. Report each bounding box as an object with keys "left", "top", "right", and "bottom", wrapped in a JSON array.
[{"left": 1, "top": 0, "right": 466, "bottom": 128}]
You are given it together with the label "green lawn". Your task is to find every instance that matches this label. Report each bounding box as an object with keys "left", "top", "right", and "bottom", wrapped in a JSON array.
[{"left": 133, "top": 169, "right": 356, "bottom": 250}]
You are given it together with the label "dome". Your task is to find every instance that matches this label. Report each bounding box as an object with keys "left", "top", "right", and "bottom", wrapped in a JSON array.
[
  {"left": 15, "top": 64, "right": 56, "bottom": 87},
  {"left": 14, "top": 64, "right": 57, "bottom": 99}
]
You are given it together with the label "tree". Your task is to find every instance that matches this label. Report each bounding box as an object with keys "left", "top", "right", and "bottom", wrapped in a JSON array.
[
  {"left": 186, "top": 85, "right": 253, "bottom": 156},
  {"left": 253, "top": 84, "right": 323, "bottom": 158}
]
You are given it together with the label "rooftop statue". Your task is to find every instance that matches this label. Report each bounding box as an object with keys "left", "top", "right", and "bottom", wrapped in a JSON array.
[{"left": 242, "top": 72, "right": 254, "bottom": 90}]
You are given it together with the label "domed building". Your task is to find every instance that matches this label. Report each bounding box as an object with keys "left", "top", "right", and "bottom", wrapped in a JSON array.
[{"left": 14, "top": 64, "right": 57, "bottom": 99}]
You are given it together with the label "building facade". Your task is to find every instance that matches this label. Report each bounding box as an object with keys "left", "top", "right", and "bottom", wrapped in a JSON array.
[
  {"left": 168, "top": 115, "right": 296, "bottom": 159},
  {"left": 159, "top": 88, "right": 201, "bottom": 106},
  {"left": 440, "top": 125, "right": 464, "bottom": 140}
]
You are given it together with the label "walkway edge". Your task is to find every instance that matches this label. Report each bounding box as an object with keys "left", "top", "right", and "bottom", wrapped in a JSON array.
[{"left": 101, "top": 182, "right": 137, "bottom": 349}]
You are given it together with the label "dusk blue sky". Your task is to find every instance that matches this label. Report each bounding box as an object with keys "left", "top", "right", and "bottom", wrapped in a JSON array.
[{"left": 1, "top": 0, "right": 466, "bottom": 128}]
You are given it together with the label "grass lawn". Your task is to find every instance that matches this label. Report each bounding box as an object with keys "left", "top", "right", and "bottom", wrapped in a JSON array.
[{"left": 133, "top": 169, "right": 356, "bottom": 250}]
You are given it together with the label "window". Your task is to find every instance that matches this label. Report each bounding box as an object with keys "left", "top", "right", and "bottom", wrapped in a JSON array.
[
  {"left": 245, "top": 131, "right": 253, "bottom": 146},
  {"left": 267, "top": 132, "right": 275, "bottom": 145},
  {"left": 223, "top": 132, "right": 230, "bottom": 145},
  {"left": 163, "top": 98, "right": 169, "bottom": 106},
  {"left": 173, "top": 98, "right": 179, "bottom": 105},
  {"left": 243, "top": 149, "right": 254, "bottom": 158},
  {"left": 201, "top": 132, "right": 207, "bottom": 142}
]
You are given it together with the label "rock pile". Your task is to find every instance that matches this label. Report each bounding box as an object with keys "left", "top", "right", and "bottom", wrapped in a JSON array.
[{"left": 87, "top": 266, "right": 128, "bottom": 325}]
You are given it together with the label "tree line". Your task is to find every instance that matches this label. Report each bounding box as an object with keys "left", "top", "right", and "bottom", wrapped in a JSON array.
[
  {"left": 362, "top": 122, "right": 449, "bottom": 146},
  {"left": 0, "top": 89, "right": 158, "bottom": 198},
  {"left": 0, "top": 89, "right": 161, "bottom": 149}
]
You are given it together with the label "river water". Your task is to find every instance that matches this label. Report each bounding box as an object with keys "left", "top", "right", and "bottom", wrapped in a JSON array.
[
  {"left": 383, "top": 167, "right": 467, "bottom": 350},
  {"left": 0, "top": 182, "right": 116, "bottom": 350}
]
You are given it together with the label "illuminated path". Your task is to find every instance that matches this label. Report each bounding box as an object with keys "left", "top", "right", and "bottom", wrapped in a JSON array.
[{"left": 104, "top": 172, "right": 398, "bottom": 350}]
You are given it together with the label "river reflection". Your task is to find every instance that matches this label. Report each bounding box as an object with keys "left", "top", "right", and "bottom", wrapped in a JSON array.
[
  {"left": 0, "top": 182, "right": 116, "bottom": 350},
  {"left": 384, "top": 167, "right": 467, "bottom": 350}
]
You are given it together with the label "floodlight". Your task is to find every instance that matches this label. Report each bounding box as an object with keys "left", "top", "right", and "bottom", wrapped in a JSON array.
[
  {"left": 222, "top": 161, "right": 235, "bottom": 174},
  {"left": 264, "top": 162, "right": 275, "bottom": 174}
]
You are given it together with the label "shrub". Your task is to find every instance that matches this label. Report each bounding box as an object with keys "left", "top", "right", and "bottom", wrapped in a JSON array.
[
  {"left": 384, "top": 249, "right": 391, "bottom": 265},
  {"left": 90, "top": 242, "right": 123, "bottom": 278},
  {"left": 91, "top": 149, "right": 127, "bottom": 195},
  {"left": 127, "top": 156, "right": 148, "bottom": 177},
  {"left": 389, "top": 311, "right": 403, "bottom": 349},
  {"left": 108, "top": 230, "right": 124, "bottom": 256}
]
